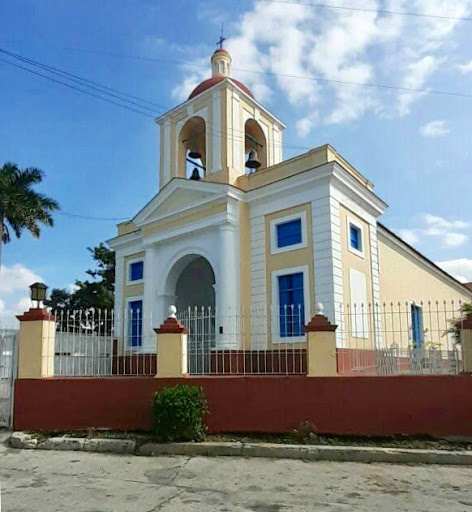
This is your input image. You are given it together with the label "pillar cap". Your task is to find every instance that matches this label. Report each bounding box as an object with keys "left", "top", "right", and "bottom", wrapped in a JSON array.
[
  {"left": 304, "top": 314, "right": 337, "bottom": 332},
  {"left": 460, "top": 313, "right": 472, "bottom": 330},
  {"left": 16, "top": 308, "right": 56, "bottom": 322},
  {"left": 155, "top": 317, "right": 189, "bottom": 334}
]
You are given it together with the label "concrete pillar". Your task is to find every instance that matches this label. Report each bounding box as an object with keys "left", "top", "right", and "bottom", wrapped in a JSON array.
[
  {"left": 16, "top": 308, "right": 56, "bottom": 379},
  {"left": 143, "top": 245, "right": 159, "bottom": 352},
  {"left": 216, "top": 224, "right": 238, "bottom": 349},
  {"left": 154, "top": 306, "right": 189, "bottom": 378},
  {"left": 460, "top": 314, "right": 472, "bottom": 373},
  {"left": 304, "top": 304, "right": 338, "bottom": 377}
]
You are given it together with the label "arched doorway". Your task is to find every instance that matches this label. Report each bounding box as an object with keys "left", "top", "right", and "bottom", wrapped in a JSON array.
[
  {"left": 175, "top": 256, "right": 215, "bottom": 312},
  {"left": 167, "top": 255, "right": 216, "bottom": 373}
]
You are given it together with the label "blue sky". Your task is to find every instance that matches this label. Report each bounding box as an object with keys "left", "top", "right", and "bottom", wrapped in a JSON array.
[{"left": 1, "top": 0, "right": 472, "bottom": 323}]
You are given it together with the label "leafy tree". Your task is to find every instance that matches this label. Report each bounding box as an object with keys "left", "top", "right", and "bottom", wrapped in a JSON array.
[
  {"left": 45, "top": 243, "right": 115, "bottom": 312},
  {"left": 0, "top": 162, "right": 59, "bottom": 273}
]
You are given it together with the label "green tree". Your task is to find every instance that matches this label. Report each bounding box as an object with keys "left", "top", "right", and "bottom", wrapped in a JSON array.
[
  {"left": 0, "top": 162, "right": 59, "bottom": 273},
  {"left": 45, "top": 244, "right": 115, "bottom": 312}
]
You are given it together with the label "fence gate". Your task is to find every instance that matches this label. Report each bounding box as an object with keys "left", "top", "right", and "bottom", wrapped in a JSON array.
[{"left": 0, "top": 329, "right": 18, "bottom": 427}]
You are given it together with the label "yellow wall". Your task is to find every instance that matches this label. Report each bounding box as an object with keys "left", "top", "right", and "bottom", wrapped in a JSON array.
[
  {"left": 123, "top": 253, "right": 145, "bottom": 300},
  {"left": 264, "top": 203, "right": 314, "bottom": 349},
  {"left": 377, "top": 229, "right": 472, "bottom": 350},
  {"left": 339, "top": 206, "right": 375, "bottom": 349}
]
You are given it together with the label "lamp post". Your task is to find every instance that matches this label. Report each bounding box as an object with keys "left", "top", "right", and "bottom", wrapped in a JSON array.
[{"left": 29, "top": 282, "right": 48, "bottom": 308}]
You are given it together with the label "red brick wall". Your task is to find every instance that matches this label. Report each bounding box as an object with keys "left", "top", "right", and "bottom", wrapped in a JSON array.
[{"left": 13, "top": 375, "right": 472, "bottom": 437}]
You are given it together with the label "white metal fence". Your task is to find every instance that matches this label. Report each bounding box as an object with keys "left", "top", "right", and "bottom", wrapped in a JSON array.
[
  {"left": 336, "top": 300, "right": 465, "bottom": 376},
  {"left": 38, "top": 299, "right": 471, "bottom": 377},
  {"left": 49, "top": 310, "right": 156, "bottom": 377},
  {"left": 0, "top": 328, "right": 17, "bottom": 427}
]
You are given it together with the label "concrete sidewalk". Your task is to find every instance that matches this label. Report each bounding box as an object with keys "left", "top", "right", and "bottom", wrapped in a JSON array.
[{"left": 2, "top": 430, "right": 472, "bottom": 511}]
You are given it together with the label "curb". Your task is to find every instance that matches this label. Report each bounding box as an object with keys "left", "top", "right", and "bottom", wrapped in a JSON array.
[{"left": 9, "top": 432, "right": 472, "bottom": 466}]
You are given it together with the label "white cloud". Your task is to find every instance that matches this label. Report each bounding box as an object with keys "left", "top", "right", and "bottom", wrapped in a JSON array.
[
  {"left": 164, "top": 0, "right": 472, "bottom": 135},
  {"left": 458, "top": 60, "right": 472, "bottom": 74},
  {"left": 420, "top": 120, "right": 450, "bottom": 138},
  {"left": 0, "top": 264, "right": 43, "bottom": 294},
  {"left": 396, "top": 229, "right": 419, "bottom": 246},
  {"left": 396, "top": 214, "right": 469, "bottom": 249},
  {"left": 442, "top": 233, "right": 468, "bottom": 248},
  {"left": 0, "top": 264, "right": 42, "bottom": 326},
  {"left": 436, "top": 258, "right": 472, "bottom": 283}
]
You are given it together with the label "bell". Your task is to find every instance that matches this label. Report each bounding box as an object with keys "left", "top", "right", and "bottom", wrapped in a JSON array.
[
  {"left": 188, "top": 144, "right": 202, "bottom": 160},
  {"left": 246, "top": 148, "right": 261, "bottom": 169},
  {"left": 189, "top": 168, "right": 201, "bottom": 181}
]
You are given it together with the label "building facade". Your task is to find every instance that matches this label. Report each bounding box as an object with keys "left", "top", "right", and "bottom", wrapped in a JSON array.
[{"left": 107, "top": 48, "right": 472, "bottom": 353}]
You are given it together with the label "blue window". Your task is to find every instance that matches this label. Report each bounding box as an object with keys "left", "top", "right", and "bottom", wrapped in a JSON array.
[
  {"left": 129, "top": 261, "right": 143, "bottom": 282},
  {"left": 278, "top": 272, "right": 305, "bottom": 337},
  {"left": 277, "top": 219, "right": 302, "bottom": 248},
  {"left": 128, "top": 300, "right": 143, "bottom": 347},
  {"left": 411, "top": 305, "right": 424, "bottom": 349},
  {"left": 350, "top": 224, "right": 362, "bottom": 252}
]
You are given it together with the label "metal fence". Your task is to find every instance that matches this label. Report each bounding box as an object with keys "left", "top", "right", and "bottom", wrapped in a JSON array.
[
  {"left": 336, "top": 300, "right": 465, "bottom": 376},
  {"left": 178, "top": 306, "right": 307, "bottom": 375},
  {"left": 38, "top": 299, "right": 471, "bottom": 377},
  {"left": 50, "top": 310, "right": 156, "bottom": 376},
  {"left": 0, "top": 328, "right": 17, "bottom": 427}
]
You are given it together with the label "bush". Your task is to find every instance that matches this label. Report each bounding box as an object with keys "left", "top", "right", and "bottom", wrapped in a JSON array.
[
  {"left": 153, "top": 385, "right": 209, "bottom": 442},
  {"left": 291, "top": 421, "right": 318, "bottom": 444}
]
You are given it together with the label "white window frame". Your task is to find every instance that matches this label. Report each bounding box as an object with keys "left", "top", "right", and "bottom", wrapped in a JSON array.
[
  {"left": 271, "top": 265, "right": 310, "bottom": 344},
  {"left": 126, "top": 257, "right": 144, "bottom": 285},
  {"left": 270, "top": 211, "right": 307, "bottom": 255},
  {"left": 407, "top": 300, "right": 424, "bottom": 346},
  {"left": 349, "top": 268, "right": 369, "bottom": 339},
  {"left": 124, "top": 295, "right": 144, "bottom": 350},
  {"left": 347, "top": 216, "right": 365, "bottom": 258}
]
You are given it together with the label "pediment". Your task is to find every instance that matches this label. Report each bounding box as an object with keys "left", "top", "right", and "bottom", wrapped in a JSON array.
[{"left": 133, "top": 179, "right": 229, "bottom": 226}]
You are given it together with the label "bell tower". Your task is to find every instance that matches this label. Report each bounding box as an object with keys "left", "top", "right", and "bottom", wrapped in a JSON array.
[{"left": 156, "top": 46, "right": 285, "bottom": 188}]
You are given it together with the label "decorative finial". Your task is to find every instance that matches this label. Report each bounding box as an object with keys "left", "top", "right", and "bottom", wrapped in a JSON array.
[
  {"left": 216, "top": 23, "right": 226, "bottom": 50},
  {"left": 315, "top": 303, "right": 324, "bottom": 315},
  {"left": 168, "top": 305, "right": 177, "bottom": 319}
]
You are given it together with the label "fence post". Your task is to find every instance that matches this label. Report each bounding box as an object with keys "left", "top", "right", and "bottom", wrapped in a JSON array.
[
  {"left": 154, "top": 306, "right": 189, "bottom": 378},
  {"left": 16, "top": 308, "right": 56, "bottom": 379},
  {"left": 304, "top": 303, "right": 338, "bottom": 377},
  {"left": 460, "top": 313, "right": 472, "bottom": 373}
]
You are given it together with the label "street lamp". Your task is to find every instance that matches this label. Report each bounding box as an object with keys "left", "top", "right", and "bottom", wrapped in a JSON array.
[{"left": 29, "top": 282, "right": 48, "bottom": 308}]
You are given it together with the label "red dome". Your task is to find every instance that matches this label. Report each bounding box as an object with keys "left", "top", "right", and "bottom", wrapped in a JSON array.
[{"left": 189, "top": 76, "right": 254, "bottom": 100}]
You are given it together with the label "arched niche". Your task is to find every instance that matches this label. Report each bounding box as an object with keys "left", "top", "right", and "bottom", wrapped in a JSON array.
[
  {"left": 179, "top": 116, "right": 207, "bottom": 179},
  {"left": 244, "top": 119, "right": 267, "bottom": 173}
]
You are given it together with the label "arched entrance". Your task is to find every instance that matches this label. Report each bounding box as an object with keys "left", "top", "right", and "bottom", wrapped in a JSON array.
[
  {"left": 165, "top": 254, "right": 216, "bottom": 373},
  {"left": 174, "top": 256, "right": 215, "bottom": 313}
]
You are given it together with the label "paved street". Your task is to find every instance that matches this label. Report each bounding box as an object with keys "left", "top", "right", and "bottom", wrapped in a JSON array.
[{"left": 2, "top": 432, "right": 472, "bottom": 511}]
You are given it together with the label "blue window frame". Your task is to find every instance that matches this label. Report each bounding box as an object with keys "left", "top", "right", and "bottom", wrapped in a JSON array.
[
  {"left": 278, "top": 272, "right": 305, "bottom": 337},
  {"left": 277, "top": 219, "right": 302, "bottom": 249},
  {"left": 129, "top": 261, "right": 143, "bottom": 282},
  {"left": 128, "top": 300, "right": 143, "bottom": 347},
  {"left": 350, "top": 224, "right": 362, "bottom": 252},
  {"left": 411, "top": 304, "right": 424, "bottom": 349}
]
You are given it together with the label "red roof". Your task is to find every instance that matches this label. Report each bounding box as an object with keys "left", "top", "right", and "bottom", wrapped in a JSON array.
[
  {"left": 189, "top": 76, "right": 254, "bottom": 100},
  {"left": 213, "top": 48, "right": 230, "bottom": 57}
]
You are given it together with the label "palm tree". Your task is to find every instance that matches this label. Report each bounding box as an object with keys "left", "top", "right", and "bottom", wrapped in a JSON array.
[{"left": 0, "top": 162, "right": 59, "bottom": 275}]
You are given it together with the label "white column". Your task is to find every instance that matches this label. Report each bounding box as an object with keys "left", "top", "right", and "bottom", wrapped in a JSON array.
[
  {"left": 114, "top": 254, "right": 125, "bottom": 337},
  {"left": 216, "top": 224, "right": 239, "bottom": 349},
  {"left": 142, "top": 245, "right": 158, "bottom": 353}
]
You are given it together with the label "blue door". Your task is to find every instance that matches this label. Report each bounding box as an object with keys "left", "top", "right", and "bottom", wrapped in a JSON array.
[
  {"left": 128, "top": 300, "right": 143, "bottom": 347},
  {"left": 278, "top": 272, "right": 305, "bottom": 337},
  {"left": 411, "top": 305, "right": 424, "bottom": 349}
]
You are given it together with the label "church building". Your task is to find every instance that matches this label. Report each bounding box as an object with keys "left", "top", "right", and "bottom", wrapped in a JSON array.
[{"left": 107, "top": 47, "right": 472, "bottom": 353}]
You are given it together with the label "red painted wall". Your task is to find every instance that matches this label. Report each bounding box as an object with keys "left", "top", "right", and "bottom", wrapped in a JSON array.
[{"left": 13, "top": 375, "right": 472, "bottom": 437}]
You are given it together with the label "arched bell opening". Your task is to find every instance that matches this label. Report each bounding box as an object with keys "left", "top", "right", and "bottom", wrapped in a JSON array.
[
  {"left": 179, "top": 116, "right": 207, "bottom": 180},
  {"left": 244, "top": 119, "right": 267, "bottom": 174}
]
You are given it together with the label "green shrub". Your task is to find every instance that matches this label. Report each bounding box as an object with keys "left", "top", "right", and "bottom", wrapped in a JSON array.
[
  {"left": 153, "top": 385, "right": 209, "bottom": 442},
  {"left": 291, "top": 421, "right": 318, "bottom": 444}
]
